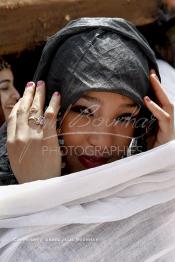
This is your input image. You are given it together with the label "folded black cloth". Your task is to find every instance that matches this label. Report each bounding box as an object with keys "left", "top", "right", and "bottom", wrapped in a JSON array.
[{"left": 34, "top": 17, "right": 160, "bottom": 114}]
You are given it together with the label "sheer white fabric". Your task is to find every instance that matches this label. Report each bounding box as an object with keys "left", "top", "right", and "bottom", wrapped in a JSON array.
[{"left": 0, "top": 140, "right": 175, "bottom": 261}]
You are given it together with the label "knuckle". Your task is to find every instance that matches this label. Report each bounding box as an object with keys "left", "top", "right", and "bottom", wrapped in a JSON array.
[
  {"left": 15, "top": 136, "right": 28, "bottom": 145},
  {"left": 45, "top": 110, "right": 56, "bottom": 120},
  {"left": 164, "top": 114, "right": 171, "bottom": 123},
  {"left": 166, "top": 102, "right": 174, "bottom": 112},
  {"left": 29, "top": 106, "right": 39, "bottom": 114},
  {"left": 16, "top": 108, "right": 24, "bottom": 116},
  {"left": 17, "top": 105, "right": 28, "bottom": 115}
]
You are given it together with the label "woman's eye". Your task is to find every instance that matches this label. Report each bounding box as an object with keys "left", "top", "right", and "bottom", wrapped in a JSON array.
[
  {"left": 0, "top": 85, "right": 9, "bottom": 91},
  {"left": 71, "top": 106, "right": 93, "bottom": 116},
  {"left": 116, "top": 113, "right": 135, "bottom": 123}
]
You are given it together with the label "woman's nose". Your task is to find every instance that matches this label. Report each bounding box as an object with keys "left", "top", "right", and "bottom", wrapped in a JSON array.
[
  {"left": 87, "top": 124, "right": 114, "bottom": 148},
  {"left": 11, "top": 86, "right": 20, "bottom": 100}
]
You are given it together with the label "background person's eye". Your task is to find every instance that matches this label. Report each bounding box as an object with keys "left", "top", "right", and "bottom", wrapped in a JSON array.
[
  {"left": 71, "top": 105, "right": 94, "bottom": 116},
  {"left": 0, "top": 85, "right": 9, "bottom": 91}
]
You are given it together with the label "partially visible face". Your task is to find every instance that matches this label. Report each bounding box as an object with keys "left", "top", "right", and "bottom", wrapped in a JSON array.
[
  {"left": 166, "top": 0, "right": 175, "bottom": 9},
  {"left": 0, "top": 68, "right": 20, "bottom": 122},
  {"left": 61, "top": 91, "right": 140, "bottom": 173}
]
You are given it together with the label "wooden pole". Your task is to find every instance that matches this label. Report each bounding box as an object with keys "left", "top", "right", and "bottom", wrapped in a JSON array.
[{"left": 0, "top": 0, "right": 158, "bottom": 55}]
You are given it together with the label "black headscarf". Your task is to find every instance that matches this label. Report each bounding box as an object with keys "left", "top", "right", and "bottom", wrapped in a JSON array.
[{"left": 34, "top": 17, "right": 160, "bottom": 115}]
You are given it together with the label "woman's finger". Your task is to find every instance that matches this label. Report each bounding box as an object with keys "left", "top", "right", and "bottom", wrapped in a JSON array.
[
  {"left": 19, "top": 82, "right": 36, "bottom": 113},
  {"left": 43, "top": 92, "right": 61, "bottom": 144},
  {"left": 150, "top": 70, "right": 174, "bottom": 112},
  {"left": 16, "top": 82, "right": 36, "bottom": 136},
  {"left": 29, "top": 81, "right": 46, "bottom": 119},
  {"left": 7, "top": 99, "right": 22, "bottom": 143},
  {"left": 144, "top": 96, "right": 174, "bottom": 133}
]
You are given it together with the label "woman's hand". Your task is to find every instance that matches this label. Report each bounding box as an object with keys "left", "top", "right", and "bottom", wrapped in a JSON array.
[
  {"left": 144, "top": 70, "right": 175, "bottom": 149},
  {"left": 7, "top": 81, "right": 61, "bottom": 183}
]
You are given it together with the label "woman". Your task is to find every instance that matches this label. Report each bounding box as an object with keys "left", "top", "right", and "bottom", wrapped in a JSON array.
[
  {"left": 6, "top": 18, "right": 174, "bottom": 183},
  {"left": 1, "top": 18, "right": 175, "bottom": 262},
  {"left": 0, "top": 57, "right": 20, "bottom": 185}
]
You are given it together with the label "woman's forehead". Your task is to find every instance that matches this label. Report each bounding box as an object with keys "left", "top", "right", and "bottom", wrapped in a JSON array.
[
  {"left": 0, "top": 68, "right": 13, "bottom": 83},
  {"left": 77, "top": 91, "right": 138, "bottom": 107}
]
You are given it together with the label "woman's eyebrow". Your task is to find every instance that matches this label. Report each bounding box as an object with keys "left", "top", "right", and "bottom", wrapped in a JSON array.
[
  {"left": 81, "top": 95, "right": 102, "bottom": 104},
  {"left": 118, "top": 103, "right": 139, "bottom": 109},
  {"left": 79, "top": 95, "right": 139, "bottom": 109}
]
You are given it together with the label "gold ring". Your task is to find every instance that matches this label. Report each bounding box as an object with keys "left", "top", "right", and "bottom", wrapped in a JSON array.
[{"left": 28, "top": 115, "right": 45, "bottom": 126}]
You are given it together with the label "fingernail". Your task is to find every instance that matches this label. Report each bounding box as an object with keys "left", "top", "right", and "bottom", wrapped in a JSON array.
[
  {"left": 152, "top": 74, "right": 159, "bottom": 80},
  {"left": 150, "top": 71, "right": 159, "bottom": 80},
  {"left": 145, "top": 96, "right": 151, "bottom": 102},
  {"left": 26, "top": 81, "right": 34, "bottom": 88},
  {"left": 53, "top": 92, "right": 60, "bottom": 96},
  {"left": 37, "top": 80, "right": 44, "bottom": 87}
]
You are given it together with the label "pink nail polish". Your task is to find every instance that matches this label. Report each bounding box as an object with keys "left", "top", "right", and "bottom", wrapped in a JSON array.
[
  {"left": 53, "top": 92, "right": 60, "bottom": 96},
  {"left": 26, "top": 81, "right": 34, "bottom": 87},
  {"left": 37, "top": 80, "right": 44, "bottom": 87},
  {"left": 145, "top": 96, "right": 151, "bottom": 102},
  {"left": 153, "top": 74, "right": 159, "bottom": 80},
  {"left": 150, "top": 72, "right": 159, "bottom": 81}
]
